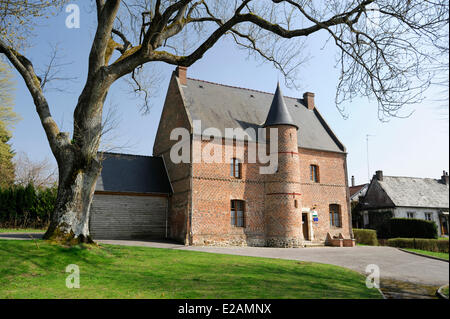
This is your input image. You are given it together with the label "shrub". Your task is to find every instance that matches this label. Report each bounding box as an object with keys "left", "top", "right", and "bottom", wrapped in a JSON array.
[
  {"left": 353, "top": 229, "right": 378, "bottom": 246},
  {"left": 388, "top": 218, "right": 438, "bottom": 239},
  {"left": 368, "top": 211, "right": 393, "bottom": 239},
  {"left": 387, "top": 238, "right": 449, "bottom": 253},
  {"left": 0, "top": 184, "right": 56, "bottom": 228}
]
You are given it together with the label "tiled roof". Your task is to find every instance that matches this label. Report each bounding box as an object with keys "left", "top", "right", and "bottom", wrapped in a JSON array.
[
  {"left": 95, "top": 152, "right": 172, "bottom": 194},
  {"left": 378, "top": 176, "right": 449, "bottom": 208},
  {"left": 350, "top": 184, "right": 368, "bottom": 198},
  {"left": 181, "top": 78, "right": 345, "bottom": 153}
]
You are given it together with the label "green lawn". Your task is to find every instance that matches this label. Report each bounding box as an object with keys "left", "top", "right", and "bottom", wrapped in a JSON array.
[
  {"left": 441, "top": 285, "right": 449, "bottom": 298},
  {"left": 0, "top": 228, "right": 45, "bottom": 233},
  {"left": 0, "top": 239, "right": 382, "bottom": 299},
  {"left": 403, "top": 248, "right": 449, "bottom": 260}
]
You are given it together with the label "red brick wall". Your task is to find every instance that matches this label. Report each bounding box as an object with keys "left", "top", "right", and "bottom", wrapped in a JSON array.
[
  {"left": 298, "top": 148, "right": 352, "bottom": 241},
  {"left": 153, "top": 73, "right": 192, "bottom": 244},
  {"left": 190, "top": 138, "right": 266, "bottom": 246},
  {"left": 188, "top": 134, "right": 351, "bottom": 246}
]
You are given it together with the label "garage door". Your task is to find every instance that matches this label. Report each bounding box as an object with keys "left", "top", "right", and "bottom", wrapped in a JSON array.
[{"left": 90, "top": 193, "right": 168, "bottom": 239}]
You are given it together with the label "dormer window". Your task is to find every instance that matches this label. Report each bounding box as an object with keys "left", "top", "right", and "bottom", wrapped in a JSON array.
[{"left": 230, "top": 158, "right": 241, "bottom": 179}]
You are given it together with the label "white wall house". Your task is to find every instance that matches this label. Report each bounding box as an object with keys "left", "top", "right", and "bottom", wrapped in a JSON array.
[{"left": 360, "top": 170, "right": 449, "bottom": 237}]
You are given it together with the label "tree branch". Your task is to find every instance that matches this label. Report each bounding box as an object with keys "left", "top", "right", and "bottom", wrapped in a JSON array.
[{"left": 0, "top": 39, "right": 68, "bottom": 153}]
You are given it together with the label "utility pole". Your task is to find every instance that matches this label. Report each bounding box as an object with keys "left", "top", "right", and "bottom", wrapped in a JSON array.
[{"left": 366, "top": 134, "right": 374, "bottom": 183}]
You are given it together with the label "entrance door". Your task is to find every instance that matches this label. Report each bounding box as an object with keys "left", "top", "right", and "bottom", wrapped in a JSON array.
[{"left": 302, "top": 213, "right": 309, "bottom": 240}]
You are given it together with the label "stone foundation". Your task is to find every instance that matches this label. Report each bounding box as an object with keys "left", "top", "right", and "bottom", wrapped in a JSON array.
[
  {"left": 191, "top": 234, "right": 266, "bottom": 247},
  {"left": 265, "top": 237, "right": 303, "bottom": 248}
]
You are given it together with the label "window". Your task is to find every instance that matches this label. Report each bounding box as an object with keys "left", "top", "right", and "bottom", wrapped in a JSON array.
[
  {"left": 407, "top": 212, "right": 415, "bottom": 218},
  {"left": 310, "top": 165, "right": 319, "bottom": 182},
  {"left": 329, "top": 204, "right": 341, "bottom": 227},
  {"left": 363, "top": 212, "right": 369, "bottom": 227},
  {"left": 425, "top": 212, "right": 432, "bottom": 221},
  {"left": 294, "top": 200, "right": 298, "bottom": 208},
  {"left": 231, "top": 200, "right": 245, "bottom": 227},
  {"left": 230, "top": 158, "right": 241, "bottom": 179}
]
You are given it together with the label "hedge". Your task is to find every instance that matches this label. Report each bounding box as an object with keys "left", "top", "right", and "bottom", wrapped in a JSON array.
[
  {"left": 388, "top": 218, "right": 438, "bottom": 239},
  {"left": 353, "top": 229, "right": 378, "bottom": 246},
  {"left": 368, "top": 211, "right": 393, "bottom": 239},
  {"left": 0, "top": 184, "right": 57, "bottom": 229},
  {"left": 387, "top": 238, "right": 449, "bottom": 253}
]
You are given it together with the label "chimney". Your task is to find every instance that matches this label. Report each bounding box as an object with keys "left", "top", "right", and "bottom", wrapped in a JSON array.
[
  {"left": 351, "top": 175, "right": 355, "bottom": 187},
  {"left": 175, "top": 66, "right": 187, "bottom": 85},
  {"left": 303, "top": 92, "right": 315, "bottom": 110},
  {"left": 375, "top": 170, "right": 383, "bottom": 181},
  {"left": 441, "top": 170, "right": 449, "bottom": 185}
]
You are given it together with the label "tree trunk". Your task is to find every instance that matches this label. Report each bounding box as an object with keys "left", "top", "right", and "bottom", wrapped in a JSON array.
[{"left": 43, "top": 152, "right": 102, "bottom": 244}]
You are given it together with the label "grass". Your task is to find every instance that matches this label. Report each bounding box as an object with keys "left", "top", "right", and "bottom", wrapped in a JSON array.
[
  {"left": 441, "top": 285, "right": 449, "bottom": 298},
  {"left": 0, "top": 239, "right": 382, "bottom": 299},
  {"left": 0, "top": 228, "right": 45, "bottom": 233},
  {"left": 402, "top": 248, "right": 449, "bottom": 260}
]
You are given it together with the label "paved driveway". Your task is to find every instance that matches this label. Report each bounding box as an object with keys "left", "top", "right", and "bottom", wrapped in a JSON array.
[{"left": 1, "top": 234, "right": 448, "bottom": 286}]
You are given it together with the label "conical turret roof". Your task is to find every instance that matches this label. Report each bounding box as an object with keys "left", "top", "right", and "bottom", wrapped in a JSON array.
[{"left": 263, "top": 83, "right": 298, "bottom": 129}]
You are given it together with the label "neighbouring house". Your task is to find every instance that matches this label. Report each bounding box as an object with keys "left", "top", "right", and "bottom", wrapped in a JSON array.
[
  {"left": 349, "top": 175, "right": 368, "bottom": 229},
  {"left": 90, "top": 66, "right": 354, "bottom": 247},
  {"left": 349, "top": 175, "right": 368, "bottom": 203},
  {"left": 359, "top": 170, "right": 449, "bottom": 237}
]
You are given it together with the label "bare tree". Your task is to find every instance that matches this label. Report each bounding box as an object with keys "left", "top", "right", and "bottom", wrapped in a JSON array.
[
  {"left": 0, "top": 0, "right": 448, "bottom": 243},
  {"left": 13, "top": 152, "right": 58, "bottom": 189}
]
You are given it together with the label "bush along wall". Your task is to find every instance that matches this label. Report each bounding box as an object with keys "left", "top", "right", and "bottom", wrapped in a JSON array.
[
  {"left": 368, "top": 210, "right": 393, "bottom": 239},
  {"left": 0, "top": 184, "right": 57, "bottom": 229},
  {"left": 388, "top": 218, "right": 438, "bottom": 239},
  {"left": 387, "top": 238, "right": 449, "bottom": 253},
  {"left": 353, "top": 229, "right": 378, "bottom": 246}
]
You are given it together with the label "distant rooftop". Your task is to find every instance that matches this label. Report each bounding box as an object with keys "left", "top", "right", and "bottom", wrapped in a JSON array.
[
  {"left": 376, "top": 176, "right": 448, "bottom": 208},
  {"left": 350, "top": 184, "right": 368, "bottom": 198}
]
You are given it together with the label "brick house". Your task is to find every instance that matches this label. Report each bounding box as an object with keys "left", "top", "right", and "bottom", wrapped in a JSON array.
[{"left": 150, "top": 67, "right": 353, "bottom": 247}]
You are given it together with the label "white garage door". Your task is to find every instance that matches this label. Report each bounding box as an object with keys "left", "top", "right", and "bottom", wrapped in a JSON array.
[{"left": 90, "top": 193, "right": 168, "bottom": 239}]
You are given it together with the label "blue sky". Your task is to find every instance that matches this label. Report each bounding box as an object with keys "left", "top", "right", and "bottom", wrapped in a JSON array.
[{"left": 7, "top": 3, "right": 449, "bottom": 185}]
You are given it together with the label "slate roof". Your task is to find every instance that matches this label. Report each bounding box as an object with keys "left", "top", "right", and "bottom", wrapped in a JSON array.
[
  {"left": 95, "top": 152, "right": 172, "bottom": 194},
  {"left": 181, "top": 78, "right": 345, "bottom": 153},
  {"left": 263, "top": 83, "right": 298, "bottom": 129},
  {"left": 377, "top": 176, "right": 449, "bottom": 209}
]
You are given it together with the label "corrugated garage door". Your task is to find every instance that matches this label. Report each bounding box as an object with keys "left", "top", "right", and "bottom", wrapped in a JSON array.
[{"left": 90, "top": 194, "right": 168, "bottom": 239}]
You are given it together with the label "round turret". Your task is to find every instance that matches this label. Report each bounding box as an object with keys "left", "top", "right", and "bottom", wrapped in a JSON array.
[{"left": 263, "top": 84, "right": 303, "bottom": 247}]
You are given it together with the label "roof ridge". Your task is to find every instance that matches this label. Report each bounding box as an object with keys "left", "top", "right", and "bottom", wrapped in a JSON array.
[
  {"left": 186, "top": 77, "right": 301, "bottom": 101},
  {"left": 383, "top": 175, "right": 441, "bottom": 180},
  {"left": 350, "top": 184, "right": 368, "bottom": 188},
  {"left": 100, "top": 151, "right": 157, "bottom": 159}
]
